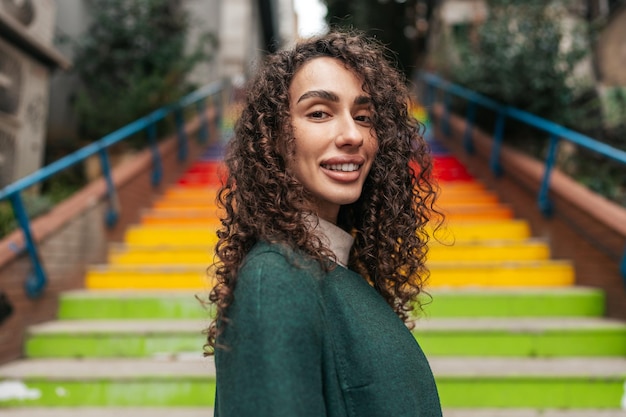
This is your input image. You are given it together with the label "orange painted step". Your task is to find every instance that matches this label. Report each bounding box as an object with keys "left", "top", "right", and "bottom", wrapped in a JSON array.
[{"left": 443, "top": 206, "right": 513, "bottom": 221}]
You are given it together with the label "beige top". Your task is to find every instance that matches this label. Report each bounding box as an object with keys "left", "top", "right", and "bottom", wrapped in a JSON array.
[{"left": 313, "top": 218, "right": 354, "bottom": 268}]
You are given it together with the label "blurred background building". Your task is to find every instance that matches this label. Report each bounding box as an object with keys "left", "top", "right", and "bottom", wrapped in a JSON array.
[
  {"left": 0, "top": 0, "right": 297, "bottom": 187},
  {"left": 0, "top": 1, "right": 68, "bottom": 188}
]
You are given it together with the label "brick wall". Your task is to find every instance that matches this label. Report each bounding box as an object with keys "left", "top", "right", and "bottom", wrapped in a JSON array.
[
  {"left": 431, "top": 105, "right": 626, "bottom": 319},
  {"left": 0, "top": 112, "right": 220, "bottom": 364}
]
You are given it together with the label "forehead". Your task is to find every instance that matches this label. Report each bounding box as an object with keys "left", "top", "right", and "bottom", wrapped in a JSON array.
[{"left": 289, "top": 57, "right": 367, "bottom": 100}]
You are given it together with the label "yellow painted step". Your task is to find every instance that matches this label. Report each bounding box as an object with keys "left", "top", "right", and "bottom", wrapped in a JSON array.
[
  {"left": 86, "top": 260, "right": 573, "bottom": 290},
  {"left": 85, "top": 265, "right": 212, "bottom": 290},
  {"left": 142, "top": 207, "right": 222, "bottom": 215},
  {"left": 427, "top": 260, "right": 575, "bottom": 288},
  {"left": 140, "top": 212, "right": 224, "bottom": 226},
  {"left": 124, "top": 220, "right": 530, "bottom": 246},
  {"left": 124, "top": 226, "right": 220, "bottom": 246},
  {"left": 109, "top": 246, "right": 214, "bottom": 265},
  {"left": 428, "top": 239, "right": 550, "bottom": 262},
  {"left": 108, "top": 238, "right": 549, "bottom": 266},
  {"left": 432, "top": 220, "right": 531, "bottom": 243}
]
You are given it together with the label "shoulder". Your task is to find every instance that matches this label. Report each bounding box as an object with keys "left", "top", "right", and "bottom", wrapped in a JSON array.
[
  {"left": 232, "top": 241, "right": 324, "bottom": 320},
  {"left": 240, "top": 242, "right": 322, "bottom": 284}
]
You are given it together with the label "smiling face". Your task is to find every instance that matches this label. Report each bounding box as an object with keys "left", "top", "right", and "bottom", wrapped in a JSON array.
[{"left": 288, "top": 57, "right": 378, "bottom": 224}]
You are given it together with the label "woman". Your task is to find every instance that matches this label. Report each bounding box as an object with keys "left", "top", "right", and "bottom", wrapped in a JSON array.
[{"left": 206, "top": 30, "right": 443, "bottom": 417}]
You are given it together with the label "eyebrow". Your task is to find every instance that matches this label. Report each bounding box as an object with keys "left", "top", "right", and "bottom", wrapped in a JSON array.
[{"left": 297, "top": 89, "right": 372, "bottom": 106}]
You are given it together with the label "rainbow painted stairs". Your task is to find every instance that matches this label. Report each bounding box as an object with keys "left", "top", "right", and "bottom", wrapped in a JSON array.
[{"left": 1, "top": 142, "right": 626, "bottom": 416}]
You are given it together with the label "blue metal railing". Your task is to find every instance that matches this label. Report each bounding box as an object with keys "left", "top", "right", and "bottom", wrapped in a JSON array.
[
  {"left": 418, "top": 72, "right": 626, "bottom": 284},
  {"left": 0, "top": 80, "right": 225, "bottom": 298}
]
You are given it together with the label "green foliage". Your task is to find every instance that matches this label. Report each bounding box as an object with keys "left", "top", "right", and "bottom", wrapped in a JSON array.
[
  {"left": 440, "top": 0, "right": 626, "bottom": 206},
  {"left": 450, "top": 0, "right": 592, "bottom": 128},
  {"left": 72, "top": 0, "right": 216, "bottom": 141}
]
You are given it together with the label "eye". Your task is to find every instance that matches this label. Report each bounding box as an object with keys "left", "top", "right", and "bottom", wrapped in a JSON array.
[
  {"left": 355, "top": 114, "right": 373, "bottom": 126},
  {"left": 307, "top": 110, "right": 330, "bottom": 120}
]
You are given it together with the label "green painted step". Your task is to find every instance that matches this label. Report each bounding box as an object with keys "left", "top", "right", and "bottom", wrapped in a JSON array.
[
  {"left": 433, "top": 357, "right": 626, "bottom": 409},
  {"left": 25, "top": 318, "right": 626, "bottom": 358},
  {"left": 444, "top": 411, "right": 626, "bottom": 417},
  {"left": 1, "top": 410, "right": 625, "bottom": 417},
  {"left": 0, "top": 409, "right": 214, "bottom": 417},
  {"left": 413, "top": 318, "right": 626, "bottom": 357},
  {"left": 421, "top": 287, "right": 605, "bottom": 318},
  {"left": 1, "top": 358, "right": 625, "bottom": 408},
  {"left": 0, "top": 358, "right": 214, "bottom": 407},
  {"left": 58, "top": 288, "right": 606, "bottom": 320}
]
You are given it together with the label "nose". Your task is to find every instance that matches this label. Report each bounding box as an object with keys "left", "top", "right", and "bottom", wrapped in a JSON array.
[{"left": 335, "top": 114, "right": 364, "bottom": 147}]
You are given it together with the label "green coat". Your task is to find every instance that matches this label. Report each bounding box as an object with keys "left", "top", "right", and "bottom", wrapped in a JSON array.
[{"left": 214, "top": 242, "right": 442, "bottom": 417}]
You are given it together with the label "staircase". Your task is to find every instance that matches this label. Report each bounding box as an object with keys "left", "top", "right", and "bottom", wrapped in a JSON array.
[
  {"left": 1, "top": 135, "right": 626, "bottom": 416},
  {"left": 420, "top": 147, "right": 626, "bottom": 415}
]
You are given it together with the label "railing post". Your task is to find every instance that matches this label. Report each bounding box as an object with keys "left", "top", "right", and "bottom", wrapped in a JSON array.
[
  {"left": 9, "top": 193, "right": 47, "bottom": 298},
  {"left": 620, "top": 247, "right": 626, "bottom": 288},
  {"left": 174, "top": 108, "right": 188, "bottom": 162},
  {"left": 425, "top": 84, "right": 435, "bottom": 128},
  {"left": 98, "top": 148, "right": 119, "bottom": 227},
  {"left": 146, "top": 121, "right": 162, "bottom": 187},
  {"left": 490, "top": 109, "right": 506, "bottom": 176},
  {"left": 463, "top": 102, "right": 476, "bottom": 154},
  {"left": 538, "top": 134, "right": 560, "bottom": 217},
  {"left": 442, "top": 91, "right": 451, "bottom": 137},
  {"left": 196, "top": 99, "right": 209, "bottom": 144}
]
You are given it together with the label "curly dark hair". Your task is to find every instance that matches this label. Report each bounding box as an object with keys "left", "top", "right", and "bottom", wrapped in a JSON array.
[{"left": 205, "top": 29, "right": 441, "bottom": 354}]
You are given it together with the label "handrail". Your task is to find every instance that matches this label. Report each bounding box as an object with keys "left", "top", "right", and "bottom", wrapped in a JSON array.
[
  {"left": 418, "top": 71, "right": 626, "bottom": 284},
  {"left": 0, "top": 80, "right": 225, "bottom": 298}
]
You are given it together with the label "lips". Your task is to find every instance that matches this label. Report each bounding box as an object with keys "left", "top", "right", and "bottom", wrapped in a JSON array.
[{"left": 319, "top": 157, "right": 366, "bottom": 183}]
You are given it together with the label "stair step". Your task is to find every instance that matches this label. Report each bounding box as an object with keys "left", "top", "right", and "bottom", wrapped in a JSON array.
[
  {"left": 0, "top": 358, "right": 214, "bottom": 407},
  {"left": 107, "top": 239, "right": 551, "bottom": 265},
  {"left": 58, "top": 287, "right": 605, "bottom": 320},
  {"left": 414, "top": 317, "right": 626, "bottom": 357},
  {"left": 434, "top": 220, "right": 531, "bottom": 242},
  {"left": 422, "top": 287, "right": 605, "bottom": 317},
  {"left": 58, "top": 290, "right": 208, "bottom": 319},
  {"left": 428, "top": 239, "right": 550, "bottom": 261},
  {"left": 2, "top": 410, "right": 625, "bottom": 417},
  {"left": 139, "top": 206, "right": 514, "bottom": 224},
  {"left": 443, "top": 410, "right": 626, "bottom": 417},
  {"left": 84, "top": 261, "right": 574, "bottom": 289},
  {"left": 122, "top": 220, "right": 532, "bottom": 246},
  {"left": 442, "top": 206, "right": 514, "bottom": 221},
  {"left": 124, "top": 226, "right": 220, "bottom": 246},
  {"left": 85, "top": 265, "right": 211, "bottom": 290},
  {"left": 427, "top": 260, "right": 574, "bottom": 287},
  {"left": 109, "top": 245, "right": 215, "bottom": 264},
  {"left": 1, "top": 357, "right": 624, "bottom": 408},
  {"left": 24, "top": 318, "right": 625, "bottom": 358},
  {"left": 431, "top": 357, "right": 626, "bottom": 408},
  {"left": 152, "top": 200, "right": 220, "bottom": 209},
  {"left": 0, "top": 408, "right": 214, "bottom": 417}
]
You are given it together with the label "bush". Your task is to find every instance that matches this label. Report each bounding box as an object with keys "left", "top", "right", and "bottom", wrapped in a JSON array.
[
  {"left": 71, "top": 0, "right": 216, "bottom": 142},
  {"left": 437, "top": 0, "right": 626, "bottom": 205},
  {"left": 451, "top": 0, "right": 592, "bottom": 129}
]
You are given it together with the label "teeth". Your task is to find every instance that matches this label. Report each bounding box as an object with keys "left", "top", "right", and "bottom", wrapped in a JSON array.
[{"left": 323, "top": 163, "right": 360, "bottom": 172}]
